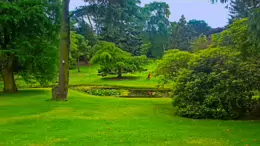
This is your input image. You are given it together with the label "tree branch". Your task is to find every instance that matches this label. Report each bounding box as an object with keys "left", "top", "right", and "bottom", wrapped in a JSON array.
[{"left": 69, "top": 8, "right": 85, "bottom": 18}]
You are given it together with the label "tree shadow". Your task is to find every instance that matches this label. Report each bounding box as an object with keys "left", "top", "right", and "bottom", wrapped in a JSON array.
[
  {"left": 101, "top": 76, "right": 141, "bottom": 81},
  {"left": 0, "top": 89, "right": 49, "bottom": 98}
]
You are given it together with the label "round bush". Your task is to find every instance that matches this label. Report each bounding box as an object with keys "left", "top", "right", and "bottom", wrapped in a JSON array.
[{"left": 172, "top": 48, "right": 260, "bottom": 119}]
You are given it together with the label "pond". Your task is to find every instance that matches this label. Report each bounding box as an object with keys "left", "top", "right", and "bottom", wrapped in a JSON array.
[{"left": 71, "top": 86, "right": 171, "bottom": 98}]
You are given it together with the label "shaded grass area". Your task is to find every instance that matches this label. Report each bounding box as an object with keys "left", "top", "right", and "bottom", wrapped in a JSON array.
[{"left": 0, "top": 89, "right": 260, "bottom": 146}]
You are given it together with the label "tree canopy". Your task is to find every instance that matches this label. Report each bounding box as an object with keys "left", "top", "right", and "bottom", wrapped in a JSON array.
[{"left": 0, "top": 0, "right": 60, "bottom": 92}]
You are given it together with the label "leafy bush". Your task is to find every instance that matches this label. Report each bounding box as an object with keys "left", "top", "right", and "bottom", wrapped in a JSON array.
[
  {"left": 86, "top": 89, "right": 121, "bottom": 96},
  {"left": 172, "top": 48, "right": 260, "bottom": 119},
  {"left": 190, "top": 34, "right": 210, "bottom": 52},
  {"left": 154, "top": 49, "right": 193, "bottom": 87}
]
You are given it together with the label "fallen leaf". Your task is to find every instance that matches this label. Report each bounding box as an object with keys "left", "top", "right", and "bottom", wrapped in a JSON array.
[{"left": 226, "top": 129, "right": 230, "bottom": 132}]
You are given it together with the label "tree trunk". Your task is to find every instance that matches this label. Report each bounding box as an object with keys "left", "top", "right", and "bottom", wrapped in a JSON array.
[
  {"left": 2, "top": 67, "right": 17, "bottom": 93},
  {"left": 77, "top": 55, "right": 80, "bottom": 73},
  {"left": 52, "top": 0, "right": 70, "bottom": 101},
  {"left": 87, "top": 14, "right": 94, "bottom": 33}
]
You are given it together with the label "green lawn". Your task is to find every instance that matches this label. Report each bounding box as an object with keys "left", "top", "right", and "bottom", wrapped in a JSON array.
[
  {"left": 0, "top": 89, "right": 260, "bottom": 146},
  {"left": 69, "top": 64, "right": 162, "bottom": 88},
  {"left": 0, "top": 63, "right": 166, "bottom": 90}
]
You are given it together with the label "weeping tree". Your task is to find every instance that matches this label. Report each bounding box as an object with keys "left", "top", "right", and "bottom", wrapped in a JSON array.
[
  {"left": 91, "top": 41, "right": 148, "bottom": 78},
  {"left": 0, "top": 0, "right": 60, "bottom": 93}
]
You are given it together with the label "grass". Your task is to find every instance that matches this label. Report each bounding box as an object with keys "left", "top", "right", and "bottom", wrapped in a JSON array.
[
  {"left": 0, "top": 63, "right": 168, "bottom": 90},
  {"left": 69, "top": 63, "right": 162, "bottom": 88},
  {"left": 0, "top": 89, "right": 260, "bottom": 146}
]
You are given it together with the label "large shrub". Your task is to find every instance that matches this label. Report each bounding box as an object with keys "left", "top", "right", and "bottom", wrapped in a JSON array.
[
  {"left": 172, "top": 48, "right": 260, "bottom": 119},
  {"left": 154, "top": 49, "right": 193, "bottom": 87}
]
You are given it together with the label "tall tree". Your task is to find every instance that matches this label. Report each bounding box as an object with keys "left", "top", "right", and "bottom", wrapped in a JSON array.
[
  {"left": 52, "top": 0, "right": 70, "bottom": 100},
  {"left": 171, "top": 15, "right": 193, "bottom": 51},
  {"left": 211, "top": 0, "right": 260, "bottom": 52},
  {"left": 187, "top": 19, "right": 212, "bottom": 36},
  {"left": 144, "top": 2, "right": 171, "bottom": 58},
  {"left": 71, "top": 12, "right": 97, "bottom": 46},
  {"left": 227, "top": 0, "right": 260, "bottom": 23},
  {"left": 228, "top": 0, "right": 250, "bottom": 22},
  {"left": 0, "top": 0, "right": 60, "bottom": 93},
  {"left": 70, "top": 31, "right": 90, "bottom": 71},
  {"left": 79, "top": 0, "right": 143, "bottom": 55}
]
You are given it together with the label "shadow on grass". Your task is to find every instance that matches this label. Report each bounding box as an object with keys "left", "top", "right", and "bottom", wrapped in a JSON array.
[
  {"left": 101, "top": 76, "right": 142, "bottom": 81},
  {"left": 0, "top": 89, "right": 49, "bottom": 97}
]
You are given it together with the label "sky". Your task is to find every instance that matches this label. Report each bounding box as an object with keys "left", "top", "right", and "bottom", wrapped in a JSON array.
[{"left": 70, "top": 0, "right": 229, "bottom": 28}]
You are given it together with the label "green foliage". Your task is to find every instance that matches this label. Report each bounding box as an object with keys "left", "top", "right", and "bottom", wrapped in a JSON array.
[
  {"left": 91, "top": 41, "right": 148, "bottom": 77},
  {"left": 156, "top": 17, "right": 260, "bottom": 119},
  {"left": 140, "top": 43, "right": 151, "bottom": 56},
  {"left": 227, "top": 0, "right": 259, "bottom": 23},
  {"left": 190, "top": 34, "right": 210, "bottom": 52},
  {"left": 171, "top": 15, "right": 194, "bottom": 51},
  {"left": 0, "top": 0, "right": 60, "bottom": 86},
  {"left": 249, "top": 8, "right": 260, "bottom": 52},
  {"left": 69, "top": 31, "right": 91, "bottom": 69},
  {"left": 154, "top": 49, "right": 193, "bottom": 86},
  {"left": 211, "top": 29, "right": 233, "bottom": 47},
  {"left": 212, "top": 18, "right": 258, "bottom": 57},
  {"left": 145, "top": 2, "right": 170, "bottom": 35},
  {"left": 80, "top": 0, "right": 144, "bottom": 56},
  {"left": 188, "top": 19, "right": 212, "bottom": 36},
  {"left": 86, "top": 89, "right": 121, "bottom": 96},
  {"left": 172, "top": 48, "right": 260, "bottom": 119},
  {"left": 118, "top": 1, "right": 171, "bottom": 58},
  {"left": 170, "top": 16, "right": 212, "bottom": 52}
]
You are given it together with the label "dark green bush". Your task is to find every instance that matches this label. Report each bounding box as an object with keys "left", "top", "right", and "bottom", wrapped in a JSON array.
[{"left": 172, "top": 48, "right": 260, "bottom": 119}]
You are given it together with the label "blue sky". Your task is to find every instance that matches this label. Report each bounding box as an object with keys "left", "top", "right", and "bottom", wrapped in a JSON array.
[{"left": 70, "top": 0, "right": 229, "bottom": 28}]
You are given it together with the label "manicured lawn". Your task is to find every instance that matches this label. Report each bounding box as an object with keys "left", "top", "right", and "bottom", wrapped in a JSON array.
[
  {"left": 0, "top": 89, "right": 260, "bottom": 146},
  {"left": 0, "top": 63, "right": 167, "bottom": 90},
  {"left": 69, "top": 64, "right": 161, "bottom": 88}
]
